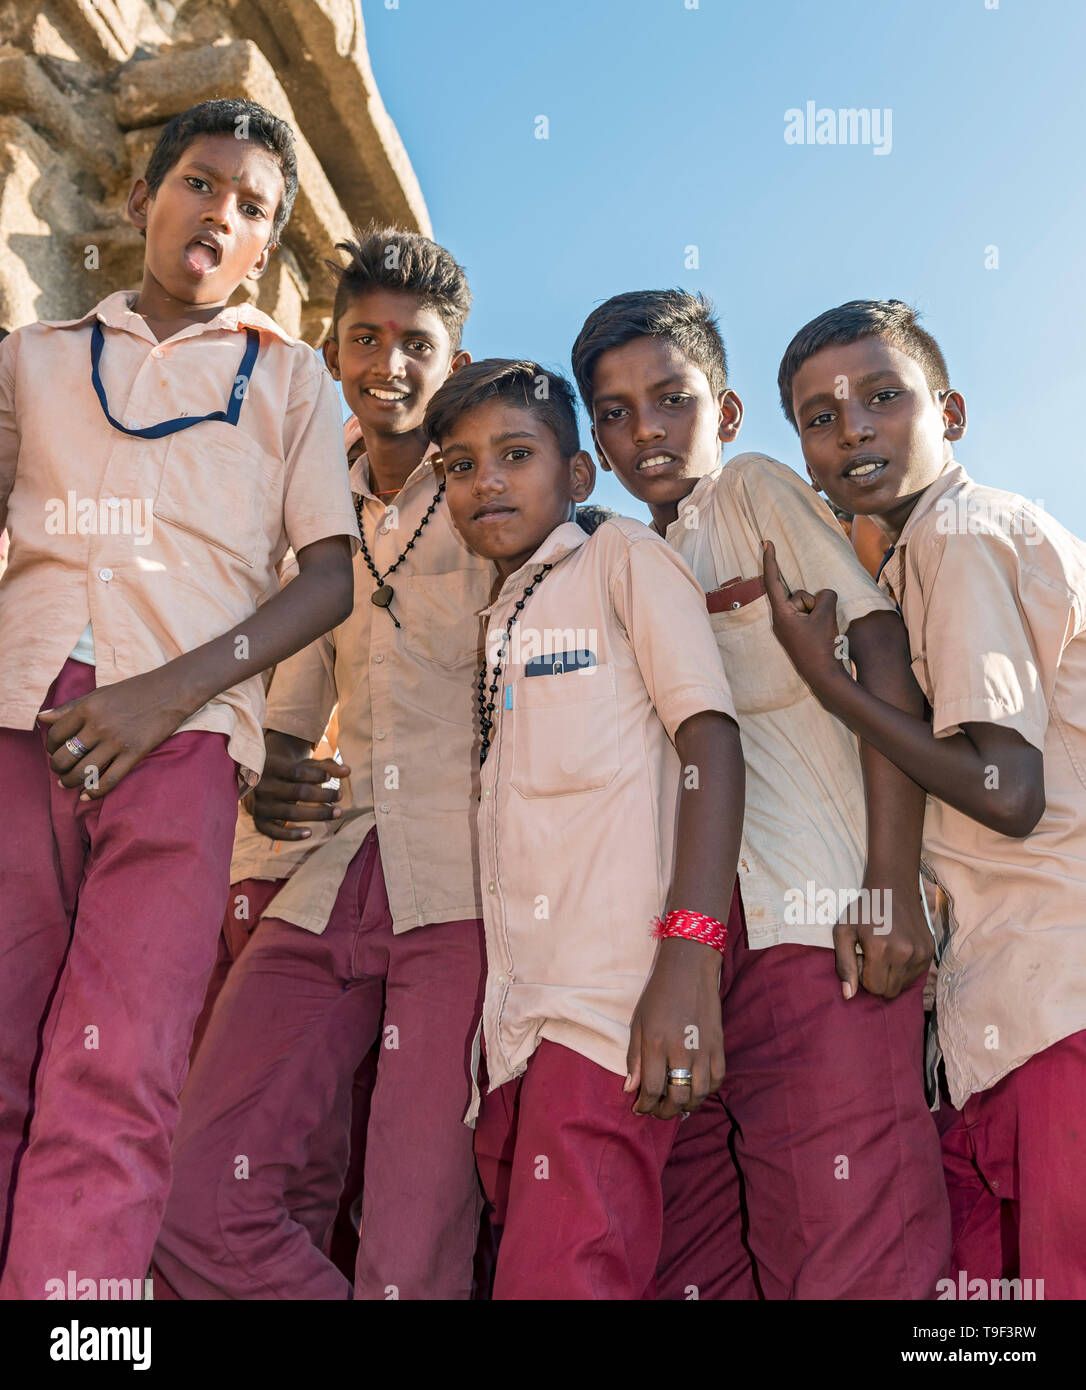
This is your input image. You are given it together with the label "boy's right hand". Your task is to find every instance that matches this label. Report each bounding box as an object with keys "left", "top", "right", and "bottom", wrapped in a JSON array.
[{"left": 251, "top": 730, "right": 350, "bottom": 842}]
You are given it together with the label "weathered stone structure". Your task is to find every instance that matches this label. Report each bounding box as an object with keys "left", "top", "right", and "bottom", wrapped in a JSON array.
[{"left": 0, "top": 0, "right": 429, "bottom": 343}]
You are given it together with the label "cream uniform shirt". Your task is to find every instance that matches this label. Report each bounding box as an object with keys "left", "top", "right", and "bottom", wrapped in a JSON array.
[
  {"left": 0, "top": 291, "right": 360, "bottom": 782},
  {"left": 879, "top": 460, "right": 1086, "bottom": 1107},
  {"left": 665, "top": 453, "right": 897, "bottom": 948},
  {"left": 476, "top": 516, "right": 738, "bottom": 1097},
  {"left": 242, "top": 439, "right": 495, "bottom": 935}
]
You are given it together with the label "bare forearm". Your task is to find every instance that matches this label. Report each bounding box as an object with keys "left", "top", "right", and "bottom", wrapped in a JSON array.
[
  {"left": 670, "top": 711, "right": 745, "bottom": 923},
  {"left": 155, "top": 539, "right": 353, "bottom": 723},
  {"left": 848, "top": 612, "right": 926, "bottom": 883},
  {"left": 821, "top": 669, "right": 1036, "bottom": 836}
]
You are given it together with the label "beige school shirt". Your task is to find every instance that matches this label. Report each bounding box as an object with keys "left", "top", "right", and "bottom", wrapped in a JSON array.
[
  {"left": 0, "top": 291, "right": 360, "bottom": 782},
  {"left": 879, "top": 460, "right": 1086, "bottom": 1107},
  {"left": 242, "top": 443, "right": 494, "bottom": 935},
  {"left": 665, "top": 453, "right": 897, "bottom": 948},
  {"left": 477, "top": 516, "right": 738, "bottom": 1095}
]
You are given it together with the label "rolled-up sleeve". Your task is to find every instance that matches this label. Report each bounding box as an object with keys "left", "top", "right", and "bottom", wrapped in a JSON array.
[
  {"left": 281, "top": 355, "right": 361, "bottom": 557},
  {"left": 609, "top": 531, "right": 738, "bottom": 741}
]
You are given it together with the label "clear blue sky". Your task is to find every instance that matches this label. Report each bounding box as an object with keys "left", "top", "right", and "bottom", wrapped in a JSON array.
[{"left": 364, "top": 0, "right": 1086, "bottom": 535}]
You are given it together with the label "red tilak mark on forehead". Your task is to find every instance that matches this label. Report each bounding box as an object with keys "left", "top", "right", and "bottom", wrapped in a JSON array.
[{"left": 384, "top": 321, "right": 401, "bottom": 331}]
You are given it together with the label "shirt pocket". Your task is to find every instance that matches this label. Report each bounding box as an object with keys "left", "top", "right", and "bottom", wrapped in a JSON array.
[
  {"left": 708, "top": 593, "right": 810, "bottom": 714},
  {"left": 153, "top": 422, "right": 277, "bottom": 568},
  {"left": 398, "top": 569, "right": 491, "bottom": 668},
  {"left": 509, "top": 661, "right": 620, "bottom": 798}
]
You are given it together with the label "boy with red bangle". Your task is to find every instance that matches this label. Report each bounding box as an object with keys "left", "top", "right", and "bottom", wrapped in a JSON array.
[{"left": 426, "top": 358, "right": 744, "bottom": 1300}]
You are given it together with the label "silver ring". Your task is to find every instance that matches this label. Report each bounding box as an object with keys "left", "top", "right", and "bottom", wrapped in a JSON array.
[
  {"left": 666, "top": 1068, "right": 693, "bottom": 1085},
  {"left": 64, "top": 735, "right": 89, "bottom": 758}
]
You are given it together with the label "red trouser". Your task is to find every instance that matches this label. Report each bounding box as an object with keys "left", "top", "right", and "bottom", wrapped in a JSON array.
[
  {"left": 474, "top": 1040, "right": 680, "bottom": 1300},
  {"left": 0, "top": 659, "right": 239, "bottom": 1298},
  {"left": 658, "top": 892, "right": 950, "bottom": 1300},
  {"left": 152, "top": 829, "right": 485, "bottom": 1300},
  {"left": 191, "top": 876, "right": 380, "bottom": 1282},
  {"left": 941, "top": 1028, "right": 1086, "bottom": 1299},
  {"left": 190, "top": 878, "right": 282, "bottom": 1059}
]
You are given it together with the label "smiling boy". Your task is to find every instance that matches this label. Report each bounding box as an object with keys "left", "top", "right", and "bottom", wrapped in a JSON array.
[
  {"left": 0, "top": 99, "right": 358, "bottom": 1297},
  {"left": 572, "top": 290, "right": 949, "bottom": 1299},
  {"left": 768, "top": 298, "right": 1086, "bottom": 1298},
  {"left": 152, "top": 229, "right": 495, "bottom": 1301},
  {"left": 427, "top": 358, "right": 744, "bottom": 1299}
]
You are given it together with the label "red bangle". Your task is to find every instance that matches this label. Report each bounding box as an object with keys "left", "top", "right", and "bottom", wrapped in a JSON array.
[{"left": 652, "top": 909, "right": 728, "bottom": 954}]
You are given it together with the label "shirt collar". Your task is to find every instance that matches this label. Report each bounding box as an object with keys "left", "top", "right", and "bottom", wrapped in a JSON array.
[
  {"left": 663, "top": 468, "right": 722, "bottom": 543},
  {"left": 348, "top": 429, "right": 441, "bottom": 503},
  {"left": 487, "top": 520, "right": 589, "bottom": 612},
  {"left": 40, "top": 290, "right": 299, "bottom": 347},
  {"left": 876, "top": 458, "right": 969, "bottom": 597}
]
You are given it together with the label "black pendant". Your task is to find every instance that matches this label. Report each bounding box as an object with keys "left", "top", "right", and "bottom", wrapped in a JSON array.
[{"left": 371, "top": 583, "right": 394, "bottom": 609}]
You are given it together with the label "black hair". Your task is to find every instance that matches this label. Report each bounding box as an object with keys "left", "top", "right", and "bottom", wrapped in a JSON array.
[
  {"left": 326, "top": 227, "right": 471, "bottom": 348},
  {"left": 571, "top": 288, "right": 728, "bottom": 410},
  {"left": 777, "top": 299, "right": 950, "bottom": 430},
  {"left": 424, "top": 359, "right": 580, "bottom": 458},
  {"left": 575, "top": 504, "right": 617, "bottom": 536},
  {"left": 143, "top": 98, "right": 298, "bottom": 245}
]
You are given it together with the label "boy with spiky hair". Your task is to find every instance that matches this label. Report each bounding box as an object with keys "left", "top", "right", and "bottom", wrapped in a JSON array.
[
  {"left": 0, "top": 98, "right": 358, "bottom": 1296},
  {"left": 192, "top": 225, "right": 475, "bottom": 1043},
  {"left": 153, "top": 227, "right": 494, "bottom": 1301},
  {"left": 768, "top": 298, "right": 1086, "bottom": 1298},
  {"left": 427, "top": 358, "right": 744, "bottom": 1300},
  {"left": 572, "top": 289, "right": 948, "bottom": 1299}
]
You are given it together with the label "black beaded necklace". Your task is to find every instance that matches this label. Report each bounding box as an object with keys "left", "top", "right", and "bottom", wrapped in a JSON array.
[
  {"left": 477, "top": 562, "right": 554, "bottom": 766},
  {"left": 353, "top": 481, "right": 445, "bottom": 629}
]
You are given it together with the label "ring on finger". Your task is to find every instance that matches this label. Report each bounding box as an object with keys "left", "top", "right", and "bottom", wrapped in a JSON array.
[
  {"left": 64, "top": 735, "right": 90, "bottom": 759},
  {"left": 666, "top": 1067, "right": 693, "bottom": 1086}
]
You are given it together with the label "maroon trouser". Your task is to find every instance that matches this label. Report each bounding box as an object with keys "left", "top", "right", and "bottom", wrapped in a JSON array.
[
  {"left": 941, "top": 1028, "right": 1086, "bottom": 1299},
  {"left": 0, "top": 658, "right": 238, "bottom": 1298},
  {"left": 191, "top": 876, "right": 380, "bottom": 1282},
  {"left": 152, "top": 829, "right": 485, "bottom": 1300},
  {"left": 658, "top": 892, "right": 950, "bottom": 1300},
  {"left": 190, "top": 878, "right": 282, "bottom": 1059},
  {"left": 474, "top": 1040, "right": 680, "bottom": 1300}
]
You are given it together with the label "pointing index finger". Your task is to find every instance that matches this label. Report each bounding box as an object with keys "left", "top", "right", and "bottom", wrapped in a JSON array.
[{"left": 762, "top": 539, "right": 790, "bottom": 613}]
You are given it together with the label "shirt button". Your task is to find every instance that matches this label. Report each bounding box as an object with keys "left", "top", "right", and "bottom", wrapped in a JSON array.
[
  {"left": 379, "top": 802, "right": 391, "bottom": 814},
  {"left": 487, "top": 881, "right": 496, "bottom": 894},
  {"left": 98, "top": 568, "right": 113, "bottom": 582},
  {"left": 482, "top": 788, "right": 492, "bottom": 799},
  {"left": 373, "top": 653, "right": 385, "bottom": 664},
  {"left": 127, "top": 421, "right": 139, "bottom": 430},
  {"left": 374, "top": 730, "right": 386, "bottom": 740}
]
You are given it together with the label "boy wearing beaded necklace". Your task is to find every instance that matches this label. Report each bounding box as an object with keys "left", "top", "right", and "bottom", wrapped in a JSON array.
[
  {"left": 0, "top": 100, "right": 359, "bottom": 1297},
  {"left": 153, "top": 229, "right": 495, "bottom": 1301},
  {"left": 426, "top": 358, "right": 744, "bottom": 1300}
]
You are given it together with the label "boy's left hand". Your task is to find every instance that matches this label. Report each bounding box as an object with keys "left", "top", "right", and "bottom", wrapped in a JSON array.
[
  {"left": 39, "top": 670, "right": 190, "bottom": 801},
  {"left": 625, "top": 939, "right": 725, "bottom": 1120},
  {"left": 835, "top": 874, "right": 935, "bottom": 1001},
  {"left": 762, "top": 539, "right": 848, "bottom": 697}
]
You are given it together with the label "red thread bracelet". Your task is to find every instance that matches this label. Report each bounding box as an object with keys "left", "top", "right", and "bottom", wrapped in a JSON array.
[{"left": 652, "top": 909, "right": 728, "bottom": 954}]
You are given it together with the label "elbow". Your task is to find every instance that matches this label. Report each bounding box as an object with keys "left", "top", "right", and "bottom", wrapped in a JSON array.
[
  {"left": 991, "top": 785, "right": 1046, "bottom": 839},
  {"left": 328, "top": 566, "right": 355, "bottom": 629}
]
